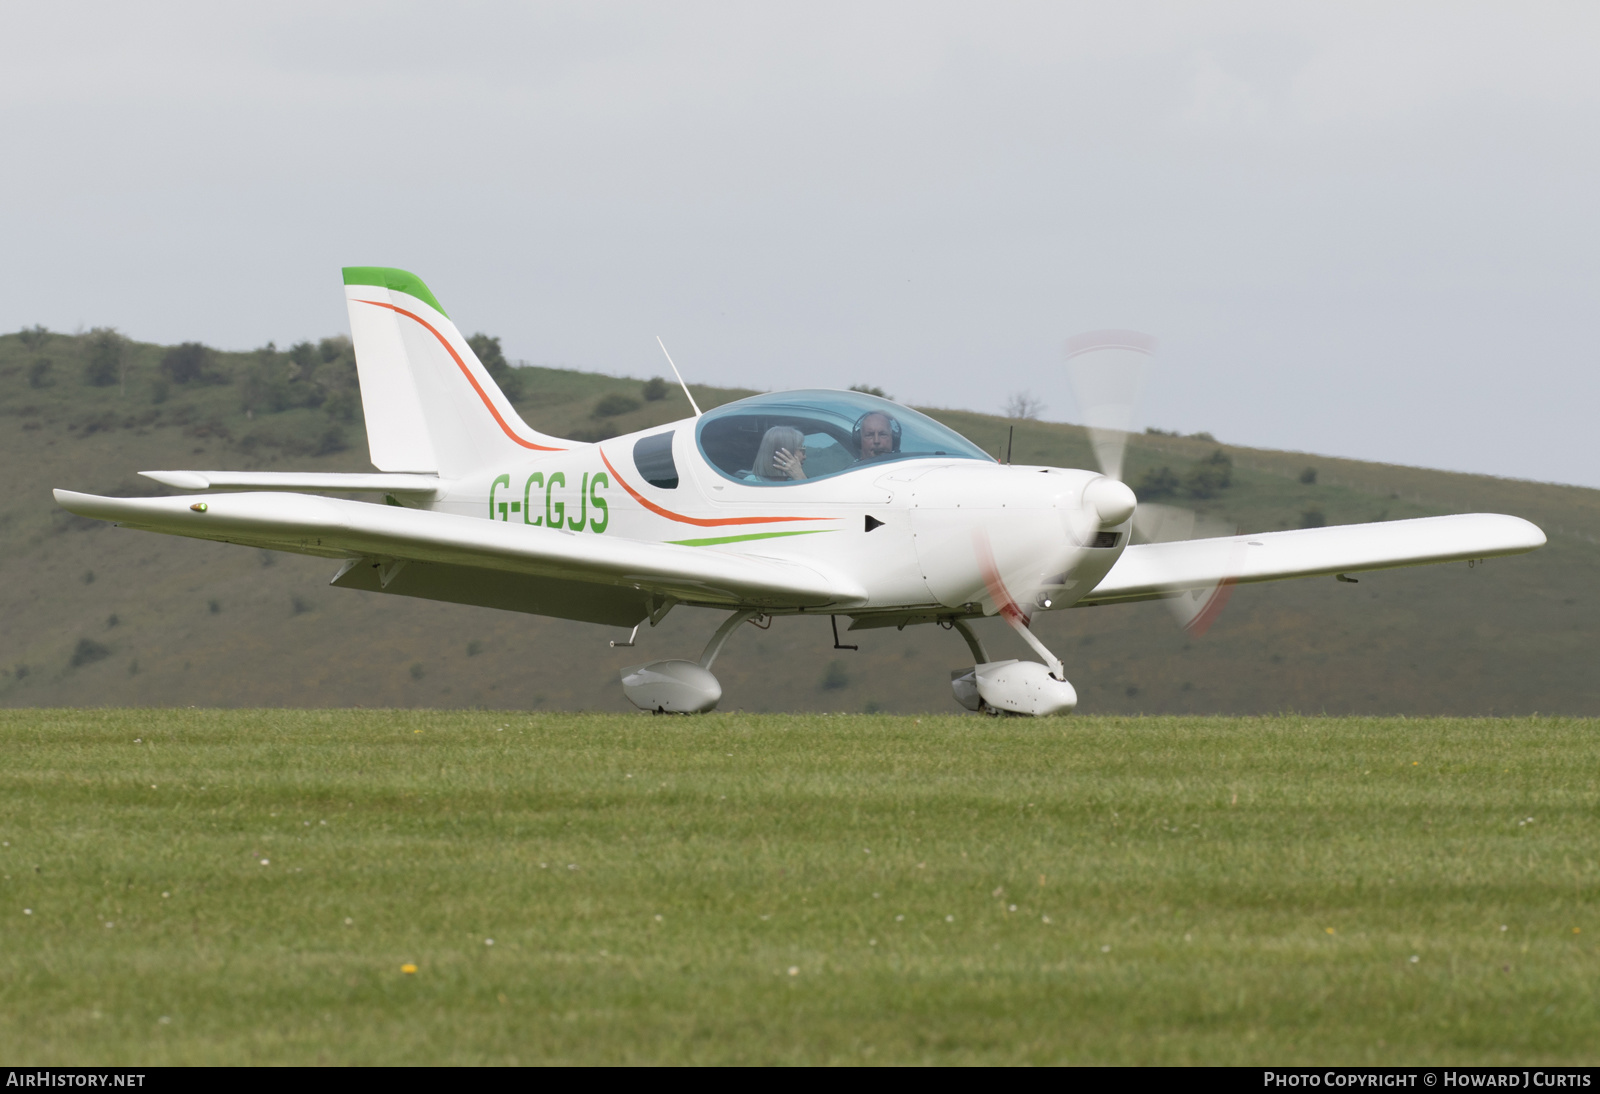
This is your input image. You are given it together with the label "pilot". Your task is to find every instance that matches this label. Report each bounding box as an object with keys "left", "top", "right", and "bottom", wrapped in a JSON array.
[
  {"left": 753, "top": 426, "right": 808, "bottom": 481},
  {"left": 854, "top": 411, "right": 898, "bottom": 461}
]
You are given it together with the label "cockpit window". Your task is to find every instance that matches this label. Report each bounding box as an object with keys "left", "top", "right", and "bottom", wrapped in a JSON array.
[
  {"left": 633, "top": 431, "right": 678, "bottom": 489},
  {"left": 695, "top": 389, "right": 993, "bottom": 486}
]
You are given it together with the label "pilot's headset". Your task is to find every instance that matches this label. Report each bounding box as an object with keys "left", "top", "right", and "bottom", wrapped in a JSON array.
[{"left": 852, "top": 410, "right": 902, "bottom": 454}]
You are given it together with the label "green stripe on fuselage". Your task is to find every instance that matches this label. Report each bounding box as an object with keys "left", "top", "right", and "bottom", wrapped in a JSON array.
[
  {"left": 341, "top": 267, "right": 449, "bottom": 318},
  {"left": 667, "top": 529, "right": 834, "bottom": 547}
]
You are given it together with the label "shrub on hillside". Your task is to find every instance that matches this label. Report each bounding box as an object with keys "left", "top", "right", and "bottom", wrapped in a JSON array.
[
  {"left": 642, "top": 376, "right": 669, "bottom": 401},
  {"left": 17, "top": 325, "right": 48, "bottom": 350},
  {"left": 70, "top": 638, "right": 110, "bottom": 668},
  {"left": 312, "top": 340, "right": 361, "bottom": 422},
  {"left": 468, "top": 332, "right": 522, "bottom": 400},
  {"left": 288, "top": 341, "right": 318, "bottom": 369},
  {"left": 317, "top": 336, "right": 348, "bottom": 364},
  {"left": 315, "top": 426, "right": 347, "bottom": 456},
  {"left": 240, "top": 366, "right": 287, "bottom": 415},
  {"left": 592, "top": 393, "right": 642, "bottom": 418},
  {"left": 1300, "top": 466, "right": 1318, "bottom": 485},
  {"left": 236, "top": 415, "right": 346, "bottom": 457},
  {"left": 1135, "top": 465, "right": 1182, "bottom": 500},
  {"left": 161, "top": 342, "right": 213, "bottom": 384},
  {"left": 27, "top": 358, "right": 53, "bottom": 388},
  {"left": 1185, "top": 449, "right": 1233, "bottom": 498},
  {"left": 1300, "top": 505, "right": 1327, "bottom": 528},
  {"left": 83, "top": 329, "right": 125, "bottom": 387},
  {"left": 241, "top": 342, "right": 349, "bottom": 417},
  {"left": 324, "top": 389, "right": 360, "bottom": 423}
]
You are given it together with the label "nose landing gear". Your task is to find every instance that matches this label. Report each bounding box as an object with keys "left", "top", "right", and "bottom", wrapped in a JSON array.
[{"left": 947, "top": 617, "right": 1078, "bottom": 716}]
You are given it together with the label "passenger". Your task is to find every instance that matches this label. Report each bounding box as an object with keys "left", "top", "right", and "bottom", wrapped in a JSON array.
[
  {"left": 752, "top": 426, "right": 808, "bottom": 481},
  {"left": 854, "top": 411, "right": 898, "bottom": 461}
]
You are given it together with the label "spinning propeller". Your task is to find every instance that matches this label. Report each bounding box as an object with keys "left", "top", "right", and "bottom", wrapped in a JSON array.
[{"left": 1064, "top": 331, "right": 1239, "bottom": 636}]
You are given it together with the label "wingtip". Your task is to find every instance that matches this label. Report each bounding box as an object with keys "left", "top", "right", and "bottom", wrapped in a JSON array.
[
  {"left": 52, "top": 488, "right": 105, "bottom": 517},
  {"left": 1499, "top": 514, "right": 1548, "bottom": 550},
  {"left": 1463, "top": 513, "right": 1547, "bottom": 552}
]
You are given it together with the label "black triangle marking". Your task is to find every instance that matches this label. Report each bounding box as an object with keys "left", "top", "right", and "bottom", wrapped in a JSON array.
[{"left": 865, "top": 515, "right": 885, "bottom": 532}]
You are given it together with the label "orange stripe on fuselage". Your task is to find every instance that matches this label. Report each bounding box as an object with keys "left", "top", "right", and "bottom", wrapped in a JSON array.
[
  {"left": 353, "top": 297, "right": 566, "bottom": 452},
  {"left": 599, "top": 449, "right": 834, "bottom": 528}
]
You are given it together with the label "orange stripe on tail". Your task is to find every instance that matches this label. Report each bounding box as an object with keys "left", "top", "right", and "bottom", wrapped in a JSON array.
[{"left": 353, "top": 297, "right": 565, "bottom": 453}]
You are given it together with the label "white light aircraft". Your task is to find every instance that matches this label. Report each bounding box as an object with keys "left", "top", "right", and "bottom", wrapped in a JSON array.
[{"left": 55, "top": 268, "right": 1547, "bottom": 715}]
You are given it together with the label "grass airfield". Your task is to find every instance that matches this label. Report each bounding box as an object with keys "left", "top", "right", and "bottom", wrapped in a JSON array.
[{"left": 2, "top": 710, "right": 1597, "bottom": 1066}]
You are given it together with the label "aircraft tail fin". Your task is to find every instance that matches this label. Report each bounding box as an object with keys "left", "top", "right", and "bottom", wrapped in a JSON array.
[{"left": 342, "top": 267, "right": 568, "bottom": 475}]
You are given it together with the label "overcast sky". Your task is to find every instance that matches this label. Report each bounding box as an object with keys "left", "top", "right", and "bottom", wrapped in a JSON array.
[{"left": 4, "top": 2, "right": 1597, "bottom": 486}]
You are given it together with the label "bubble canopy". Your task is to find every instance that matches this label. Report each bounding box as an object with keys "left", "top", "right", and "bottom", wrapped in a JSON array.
[{"left": 694, "top": 389, "right": 994, "bottom": 486}]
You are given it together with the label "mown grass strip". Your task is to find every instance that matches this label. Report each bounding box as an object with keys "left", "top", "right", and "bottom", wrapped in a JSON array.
[{"left": 1, "top": 710, "right": 1596, "bottom": 1065}]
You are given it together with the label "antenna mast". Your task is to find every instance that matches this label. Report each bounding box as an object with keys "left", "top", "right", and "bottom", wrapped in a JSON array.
[{"left": 655, "top": 337, "right": 702, "bottom": 417}]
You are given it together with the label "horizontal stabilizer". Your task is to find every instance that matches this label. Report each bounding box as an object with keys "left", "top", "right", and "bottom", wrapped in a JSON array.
[
  {"left": 53, "top": 489, "right": 865, "bottom": 611},
  {"left": 140, "top": 471, "right": 442, "bottom": 495},
  {"left": 1080, "top": 513, "right": 1545, "bottom": 606}
]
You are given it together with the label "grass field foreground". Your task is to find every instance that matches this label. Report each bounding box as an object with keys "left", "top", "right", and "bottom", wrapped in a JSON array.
[{"left": 2, "top": 710, "right": 1597, "bottom": 1065}]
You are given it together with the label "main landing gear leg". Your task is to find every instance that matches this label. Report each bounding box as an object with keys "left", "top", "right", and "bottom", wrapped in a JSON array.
[
  {"left": 947, "top": 619, "right": 989, "bottom": 712},
  {"left": 619, "top": 609, "right": 757, "bottom": 714},
  {"left": 951, "top": 619, "right": 988, "bottom": 663},
  {"left": 699, "top": 610, "right": 758, "bottom": 671}
]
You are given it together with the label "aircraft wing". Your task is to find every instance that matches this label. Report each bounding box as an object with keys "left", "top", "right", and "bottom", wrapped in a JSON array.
[
  {"left": 52, "top": 489, "right": 864, "bottom": 610},
  {"left": 1079, "top": 513, "right": 1546, "bottom": 606}
]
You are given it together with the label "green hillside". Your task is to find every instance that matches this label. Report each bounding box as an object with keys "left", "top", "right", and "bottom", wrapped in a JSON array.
[{"left": 2, "top": 328, "right": 1595, "bottom": 714}]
